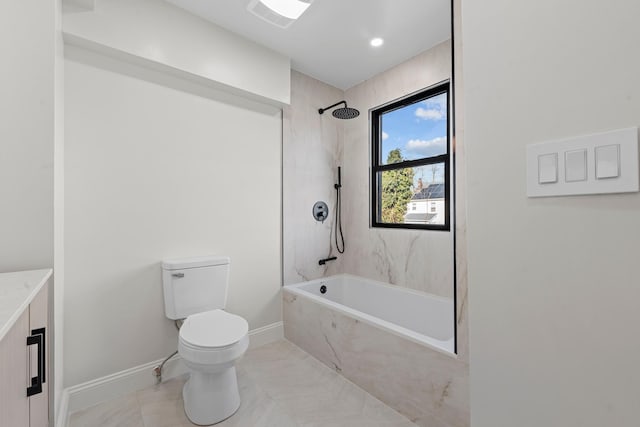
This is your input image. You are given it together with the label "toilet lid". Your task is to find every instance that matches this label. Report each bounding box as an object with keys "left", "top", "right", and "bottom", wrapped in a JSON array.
[{"left": 180, "top": 309, "right": 248, "bottom": 348}]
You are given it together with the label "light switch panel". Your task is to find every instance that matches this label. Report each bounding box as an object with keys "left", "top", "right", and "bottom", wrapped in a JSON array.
[
  {"left": 595, "top": 144, "right": 620, "bottom": 179},
  {"left": 538, "top": 153, "right": 558, "bottom": 184},
  {"left": 527, "top": 127, "right": 639, "bottom": 197},
  {"left": 565, "top": 149, "right": 587, "bottom": 182}
]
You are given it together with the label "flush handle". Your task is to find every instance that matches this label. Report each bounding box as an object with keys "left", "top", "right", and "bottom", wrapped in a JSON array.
[{"left": 172, "top": 273, "right": 185, "bottom": 278}]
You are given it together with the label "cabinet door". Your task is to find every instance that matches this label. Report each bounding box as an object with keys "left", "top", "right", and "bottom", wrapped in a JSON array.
[
  {"left": 29, "top": 281, "right": 49, "bottom": 427},
  {"left": 0, "top": 309, "right": 30, "bottom": 427}
]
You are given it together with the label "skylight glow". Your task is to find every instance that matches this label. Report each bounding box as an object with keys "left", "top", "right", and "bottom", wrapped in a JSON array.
[
  {"left": 370, "top": 37, "right": 384, "bottom": 47},
  {"left": 259, "top": 0, "right": 311, "bottom": 20}
]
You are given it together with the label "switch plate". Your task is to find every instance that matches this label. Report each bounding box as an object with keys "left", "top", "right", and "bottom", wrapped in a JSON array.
[
  {"left": 565, "top": 149, "right": 587, "bottom": 182},
  {"left": 527, "top": 127, "right": 639, "bottom": 197}
]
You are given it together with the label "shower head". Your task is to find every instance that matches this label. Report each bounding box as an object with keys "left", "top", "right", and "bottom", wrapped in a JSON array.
[{"left": 318, "top": 100, "right": 360, "bottom": 120}]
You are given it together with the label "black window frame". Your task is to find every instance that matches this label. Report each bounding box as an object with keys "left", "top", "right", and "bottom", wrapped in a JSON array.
[{"left": 370, "top": 81, "right": 451, "bottom": 231}]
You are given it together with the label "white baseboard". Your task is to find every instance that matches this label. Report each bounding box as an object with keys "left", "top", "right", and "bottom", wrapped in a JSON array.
[
  {"left": 248, "top": 320, "right": 284, "bottom": 349},
  {"left": 60, "top": 321, "right": 283, "bottom": 425},
  {"left": 65, "top": 353, "right": 189, "bottom": 416}
]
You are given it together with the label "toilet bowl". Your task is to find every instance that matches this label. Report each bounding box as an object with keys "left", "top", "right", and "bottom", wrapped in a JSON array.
[
  {"left": 178, "top": 309, "right": 249, "bottom": 425},
  {"left": 161, "top": 256, "right": 249, "bottom": 426}
]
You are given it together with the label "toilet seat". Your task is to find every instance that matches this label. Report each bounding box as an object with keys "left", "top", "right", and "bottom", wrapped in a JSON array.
[
  {"left": 180, "top": 309, "right": 248, "bottom": 348},
  {"left": 178, "top": 309, "right": 249, "bottom": 367}
]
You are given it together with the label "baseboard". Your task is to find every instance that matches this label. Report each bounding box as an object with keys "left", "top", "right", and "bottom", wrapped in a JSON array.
[
  {"left": 60, "top": 321, "right": 283, "bottom": 425},
  {"left": 65, "top": 353, "right": 188, "bottom": 416},
  {"left": 248, "top": 320, "right": 284, "bottom": 349}
]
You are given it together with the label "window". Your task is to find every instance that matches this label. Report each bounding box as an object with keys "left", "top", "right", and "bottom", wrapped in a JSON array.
[{"left": 371, "top": 82, "right": 450, "bottom": 230}]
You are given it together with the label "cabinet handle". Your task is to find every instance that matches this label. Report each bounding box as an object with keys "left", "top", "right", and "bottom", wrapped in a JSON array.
[
  {"left": 32, "top": 327, "right": 46, "bottom": 383},
  {"left": 26, "top": 327, "right": 45, "bottom": 397}
]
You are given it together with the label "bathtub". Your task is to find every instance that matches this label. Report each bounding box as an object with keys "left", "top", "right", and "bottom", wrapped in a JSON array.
[{"left": 284, "top": 274, "right": 454, "bottom": 354}]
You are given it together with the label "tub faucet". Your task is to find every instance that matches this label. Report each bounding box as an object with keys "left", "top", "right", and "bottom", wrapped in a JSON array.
[{"left": 318, "top": 256, "right": 337, "bottom": 266}]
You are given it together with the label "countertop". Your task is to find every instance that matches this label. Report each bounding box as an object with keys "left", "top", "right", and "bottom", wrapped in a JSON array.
[{"left": 0, "top": 269, "right": 52, "bottom": 341}]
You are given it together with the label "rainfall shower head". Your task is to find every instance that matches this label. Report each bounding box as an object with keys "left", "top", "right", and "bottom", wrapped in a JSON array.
[{"left": 318, "top": 100, "right": 360, "bottom": 120}]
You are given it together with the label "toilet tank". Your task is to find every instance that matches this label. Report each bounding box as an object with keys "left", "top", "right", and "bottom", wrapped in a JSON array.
[{"left": 162, "top": 255, "right": 231, "bottom": 320}]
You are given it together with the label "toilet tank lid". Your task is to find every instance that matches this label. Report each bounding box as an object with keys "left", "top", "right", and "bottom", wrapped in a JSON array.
[{"left": 162, "top": 255, "right": 230, "bottom": 270}]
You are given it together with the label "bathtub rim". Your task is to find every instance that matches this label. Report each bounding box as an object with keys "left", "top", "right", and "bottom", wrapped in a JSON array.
[{"left": 284, "top": 273, "right": 457, "bottom": 358}]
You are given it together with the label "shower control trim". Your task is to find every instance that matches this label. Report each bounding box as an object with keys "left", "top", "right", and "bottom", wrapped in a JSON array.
[{"left": 312, "top": 201, "right": 329, "bottom": 223}]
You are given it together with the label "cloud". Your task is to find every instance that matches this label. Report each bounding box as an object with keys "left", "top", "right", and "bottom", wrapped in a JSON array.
[
  {"left": 405, "top": 137, "right": 446, "bottom": 157},
  {"left": 414, "top": 93, "right": 447, "bottom": 121},
  {"left": 382, "top": 131, "right": 389, "bottom": 140},
  {"left": 415, "top": 107, "right": 445, "bottom": 120}
]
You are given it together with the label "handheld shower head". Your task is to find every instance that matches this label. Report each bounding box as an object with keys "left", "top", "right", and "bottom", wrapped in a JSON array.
[{"left": 318, "top": 100, "right": 360, "bottom": 119}]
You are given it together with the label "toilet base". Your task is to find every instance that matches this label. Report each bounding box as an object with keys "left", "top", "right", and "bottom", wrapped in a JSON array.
[{"left": 182, "top": 367, "right": 241, "bottom": 425}]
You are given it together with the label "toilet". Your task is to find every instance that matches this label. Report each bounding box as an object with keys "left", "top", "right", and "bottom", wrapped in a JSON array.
[{"left": 162, "top": 256, "right": 249, "bottom": 426}]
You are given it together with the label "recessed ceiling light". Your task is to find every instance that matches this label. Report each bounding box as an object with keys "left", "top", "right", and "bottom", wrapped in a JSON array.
[{"left": 370, "top": 38, "right": 384, "bottom": 47}]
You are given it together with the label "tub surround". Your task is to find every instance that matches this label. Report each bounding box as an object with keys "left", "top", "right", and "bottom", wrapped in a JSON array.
[
  {"left": 284, "top": 291, "right": 468, "bottom": 427},
  {"left": 0, "top": 269, "right": 53, "bottom": 341},
  {"left": 285, "top": 275, "right": 454, "bottom": 353},
  {"left": 341, "top": 40, "right": 454, "bottom": 299},
  {"left": 284, "top": 41, "right": 457, "bottom": 299},
  {"left": 283, "top": 71, "right": 344, "bottom": 285},
  {"left": 283, "top": 39, "right": 469, "bottom": 427}
]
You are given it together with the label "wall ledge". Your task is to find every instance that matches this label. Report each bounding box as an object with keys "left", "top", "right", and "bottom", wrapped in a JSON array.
[{"left": 63, "top": 33, "right": 288, "bottom": 108}]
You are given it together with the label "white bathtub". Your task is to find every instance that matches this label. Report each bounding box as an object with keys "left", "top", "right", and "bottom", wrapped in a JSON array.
[{"left": 284, "top": 274, "right": 454, "bottom": 354}]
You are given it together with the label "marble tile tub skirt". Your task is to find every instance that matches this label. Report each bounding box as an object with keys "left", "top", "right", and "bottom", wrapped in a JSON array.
[{"left": 283, "top": 279, "right": 469, "bottom": 427}]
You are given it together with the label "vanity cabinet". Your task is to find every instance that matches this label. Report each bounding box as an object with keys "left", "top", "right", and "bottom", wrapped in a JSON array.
[{"left": 0, "top": 275, "right": 50, "bottom": 427}]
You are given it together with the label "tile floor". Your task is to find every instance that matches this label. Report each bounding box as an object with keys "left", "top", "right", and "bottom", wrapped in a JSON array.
[{"left": 68, "top": 340, "right": 417, "bottom": 427}]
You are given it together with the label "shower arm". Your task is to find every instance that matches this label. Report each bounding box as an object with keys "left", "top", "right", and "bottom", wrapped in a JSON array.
[{"left": 318, "top": 101, "right": 347, "bottom": 115}]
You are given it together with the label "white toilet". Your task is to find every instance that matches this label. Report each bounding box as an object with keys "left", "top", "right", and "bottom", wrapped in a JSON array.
[{"left": 162, "top": 256, "right": 249, "bottom": 426}]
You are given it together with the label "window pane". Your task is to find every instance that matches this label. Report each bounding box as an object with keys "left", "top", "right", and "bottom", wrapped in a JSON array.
[
  {"left": 380, "top": 92, "right": 447, "bottom": 165},
  {"left": 378, "top": 163, "right": 446, "bottom": 225}
]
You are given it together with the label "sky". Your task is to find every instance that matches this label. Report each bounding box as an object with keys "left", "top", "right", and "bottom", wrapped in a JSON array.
[{"left": 380, "top": 92, "right": 448, "bottom": 184}]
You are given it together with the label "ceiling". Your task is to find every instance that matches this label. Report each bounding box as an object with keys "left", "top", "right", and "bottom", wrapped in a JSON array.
[{"left": 165, "top": 0, "right": 451, "bottom": 90}]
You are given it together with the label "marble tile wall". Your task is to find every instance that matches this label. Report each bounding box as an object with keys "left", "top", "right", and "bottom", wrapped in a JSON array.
[
  {"left": 284, "top": 291, "right": 469, "bottom": 427},
  {"left": 283, "top": 37, "right": 470, "bottom": 427},
  {"left": 341, "top": 40, "right": 454, "bottom": 299},
  {"left": 452, "top": 0, "right": 470, "bottom": 362},
  {"left": 283, "top": 71, "right": 344, "bottom": 285}
]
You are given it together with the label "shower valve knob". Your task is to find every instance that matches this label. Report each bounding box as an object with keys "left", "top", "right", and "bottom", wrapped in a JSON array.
[{"left": 312, "top": 201, "right": 329, "bottom": 223}]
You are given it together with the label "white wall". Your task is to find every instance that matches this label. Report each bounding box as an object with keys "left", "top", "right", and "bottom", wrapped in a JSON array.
[
  {"left": 0, "top": 0, "right": 55, "bottom": 272},
  {"left": 63, "top": 0, "right": 291, "bottom": 106},
  {"left": 54, "top": 0, "right": 66, "bottom": 421},
  {"left": 64, "top": 47, "right": 282, "bottom": 386},
  {"left": 1, "top": 1, "right": 62, "bottom": 423},
  {"left": 463, "top": 1, "right": 640, "bottom": 426}
]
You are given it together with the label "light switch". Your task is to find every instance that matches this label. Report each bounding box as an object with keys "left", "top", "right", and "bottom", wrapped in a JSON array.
[
  {"left": 527, "top": 127, "right": 638, "bottom": 197},
  {"left": 538, "top": 153, "right": 558, "bottom": 184},
  {"left": 565, "top": 149, "right": 587, "bottom": 182},
  {"left": 595, "top": 144, "right": 620, "bottom": 179}
]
